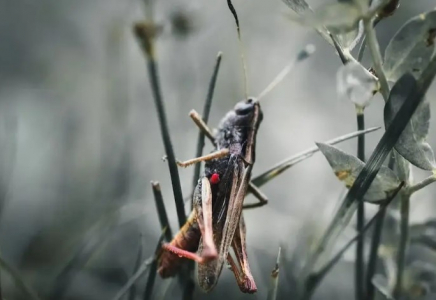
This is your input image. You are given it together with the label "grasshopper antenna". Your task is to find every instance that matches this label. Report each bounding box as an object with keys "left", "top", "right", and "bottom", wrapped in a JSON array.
[
  {"left": 227, "top": 0, "right": 249, "bottom": 100},
  {"left": 257, "top": 44, "right": 316, "bottom": 101}
]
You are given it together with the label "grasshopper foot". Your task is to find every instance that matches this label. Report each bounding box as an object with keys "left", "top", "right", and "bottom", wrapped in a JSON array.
[{"left": 240, "top": 275, "right": 257, "bottom": 294}]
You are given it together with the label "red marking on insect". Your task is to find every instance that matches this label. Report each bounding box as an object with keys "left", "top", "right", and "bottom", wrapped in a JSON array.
[{"left": 210, "top": 173, "right": 220, "bottom": 184}]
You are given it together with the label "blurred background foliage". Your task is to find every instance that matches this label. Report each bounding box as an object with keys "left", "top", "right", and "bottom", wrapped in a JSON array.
[{"left": 0, "top": 0, "right": 435, "bottom": 299}]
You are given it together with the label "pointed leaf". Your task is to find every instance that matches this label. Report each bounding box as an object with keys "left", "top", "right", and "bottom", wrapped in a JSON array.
[
  {"left": 337, "top": 61, "right": 377, "bottom": 108},
  {"left": 372, "top": 274, "right": 394, "bottom": 299},
  {"left": 282, "top": 0, "right": 310, "bottom": 14},
  {"left": 283, "top": 0, "right": 362, "bottom": 51},
  {"left": 384, "top": 76, "right": 435, "bottom": 170},
  {"left": 251, "top": 127, "right": 380, "bottom": 187},
  {"left": 290, "top": 2, "right": 363, "bottom": 35},
  {"left": 384, "top": 9, "right": 436, "bottom": 82},
  {"left": 317, "top": 143, "right": 400, "bottom": 203},
  {"left": 336, "top": 21, "right": 364, "bottom": 50}
]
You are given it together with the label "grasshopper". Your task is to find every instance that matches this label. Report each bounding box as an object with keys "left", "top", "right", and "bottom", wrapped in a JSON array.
[
  {"left": 157, "top": 0, "right": 315, "bottom": 293},
  {"left": 158, "top": 98, "right": 263, "bottom": 293}
]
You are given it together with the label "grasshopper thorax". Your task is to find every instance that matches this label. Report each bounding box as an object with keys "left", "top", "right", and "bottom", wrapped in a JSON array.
[{"left": 215, "top": 98, "right": 262, "bottom": 156}]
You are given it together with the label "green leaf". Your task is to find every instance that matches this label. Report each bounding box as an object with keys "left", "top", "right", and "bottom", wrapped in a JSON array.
[
  {"left": 336, "top": 22, "right": 364, "bottom": 50},
  {"left": 251, "top": 127, "right": 380, "bottom": 187},
  {"left": 372, "top": 274, "right": 394, "bottom": 299},
  {"left": 384, "top": 77, "right": 435, "bottom": 170},
  {"left": 291, "top": 2, "right": 363, "bottom": 34},
  {"left": 384, "top": 9, "right": 436, "bottom": 82},
  {"left": 283, "top": 0, "right": 363, "bottom": 51},
  {"left": 282, "top": 0, "right": 310, "bottom": 14},
  {"left": 317, "top": 143, "right": 401, "bottom": 203}
]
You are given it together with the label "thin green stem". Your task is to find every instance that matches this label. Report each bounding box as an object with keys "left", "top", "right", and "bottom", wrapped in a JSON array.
[
  {"left": 252, "top": 127, "right": 380, "bottom": 187},
  {"left": 357, "top": 16, "right": 383, "bottom": 63},
  {"left": 134, "top": 23, "right": 186, "bottom": 227},
  {"left": 143, "top": 259, "right": 158, "bottom": 300},
  {"left": 357, "top": 35, "right": 367, "bottom": 62},
  {"left": 366, "top": 204, "right": 387, "bottom": 300},
  {"left": 128, "top": 239, "right": 143, "bottom": 300},
  {"left": 151, "top": 181, "right": 173, "bottom": 242},
  {"left": 407, "top": 174, "right": 436, "bottom": 195},
  {"left": 363, "top": 18, "right": 390, "bottom": 101},
  {"left": 192, "top": 52, "right": 222, "bottom": 193},
  {"left": 147, "top": 59, "right": 186, "bottom": 227},
  {"left": 355, "top": 110, "right": 366, "bottom": 300},
  {"left": 394, "top": 193, "right": 410, "bottom": 297},
  {"left": 267, "top": 247, "right": 282, "bottom": 300}
]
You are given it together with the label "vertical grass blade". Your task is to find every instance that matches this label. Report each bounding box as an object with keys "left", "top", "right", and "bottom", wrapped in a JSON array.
[
  {"left": 191, "top": 52, "right": 222, "bottom": 191},
  {"left": 251, "top": 127, "right": 380, "bottom": 187},
  {"left": 134, "top": 23, "right": 186, "bottom": 228},
  {"left": 394, "top": 193, "right": 410, "bottom": 298},
  {"left": 267, "top": 247, "right": 282, "bottom": 300},
  {"left": 143, "top": 256, "right": 158, "bottom": 300},
  {"left": 355, "top": 111, "right": 366, "bottom": 300},
  {"left": 128, "top": 239, "right": 144, "bottom": 300},
  {"left": 152, "top": 181, "right": 173, "bottom": 242},
  {"left": 366, "top": 202, "right": 388, "bottom": 300}
]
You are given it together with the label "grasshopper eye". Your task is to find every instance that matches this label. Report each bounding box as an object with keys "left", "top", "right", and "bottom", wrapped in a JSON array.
[
  {"left": 210, "top": 173, "right": 220, "bottom": 184},
  {"left": 234, "top": 100, "right": 254, "bottom": 115}
]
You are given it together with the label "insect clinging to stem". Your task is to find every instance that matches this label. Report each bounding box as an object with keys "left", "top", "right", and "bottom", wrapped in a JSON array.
[{"left": 157, "top": 0, "right": 315, "bottom": 293}]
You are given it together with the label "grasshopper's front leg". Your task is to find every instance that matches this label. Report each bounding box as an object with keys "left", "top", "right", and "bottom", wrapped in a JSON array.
[
  {"left": 160, "top": 177, "right": 217, "bottom": 264},
  {"left": 227, "top": 215, "right": 257, "bottom": 293},
  {"left": 176, "top": 149, "right": 229, "bottom": 167}
]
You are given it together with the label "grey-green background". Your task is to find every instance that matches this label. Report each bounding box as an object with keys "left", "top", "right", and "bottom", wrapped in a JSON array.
[{"left": 0, "top": 0, "right": 435, "bottom": 299}]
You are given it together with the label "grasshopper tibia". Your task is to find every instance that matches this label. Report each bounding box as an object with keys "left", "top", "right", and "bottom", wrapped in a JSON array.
[
  {"left": 176, "top": 149, "right": 230, "bottom": 167},
  {"left": 227, "top": 215, "right": 257, "bottom": 293}
]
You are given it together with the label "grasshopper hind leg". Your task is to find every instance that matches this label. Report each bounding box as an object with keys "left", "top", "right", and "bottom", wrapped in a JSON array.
[
  {"left": 194, "top": 177, "right": 218, "bottom": 260},
  {"left": 227, "top": 215, "right": 257, "bottom": 293}
]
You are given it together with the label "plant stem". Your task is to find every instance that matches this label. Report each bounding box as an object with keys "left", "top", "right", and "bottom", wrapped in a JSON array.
[
  {"left": 355, "top": 109, "right": 366, "bottom": 300},
  {"left": 356, "top": 112, "right": 365, "bottom": 162},
  {"left": 267, "top": 247, "right": 282, "bottom": 300},
  {"left": 143, "top": 259, "right": 158, "bottom": 300},
  {"left": 365, "top": 204, "right": 387, "bottom": 300},
  {"left": 363, "top": 17, "right": 390, "bottom": 101},
  {"left": 357, "top": 35, "right": 367, "bottom": 62},
  {"left": 303, "top": 182, "right": 404, "bottom": 300},
  {"left": 407, "top": 174, "right": 436, "bottom": 195},
  {"left": 151, "top": 181, "right": 173, "bottom": 242},
  {"left": 134, "top": 23, "right": 186, "bottom": 227},
  {"left": 394, "top": 192, "right": 410, "bottom": 298},
  {"left": 251, "top": 127, "right": 380, "bottom": 187},
  {"left": 191, "top": 53, "right": 222, "bottom": 194},
  {"left": 128, "top": 240, "right": 143, "bottom": 300}
]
